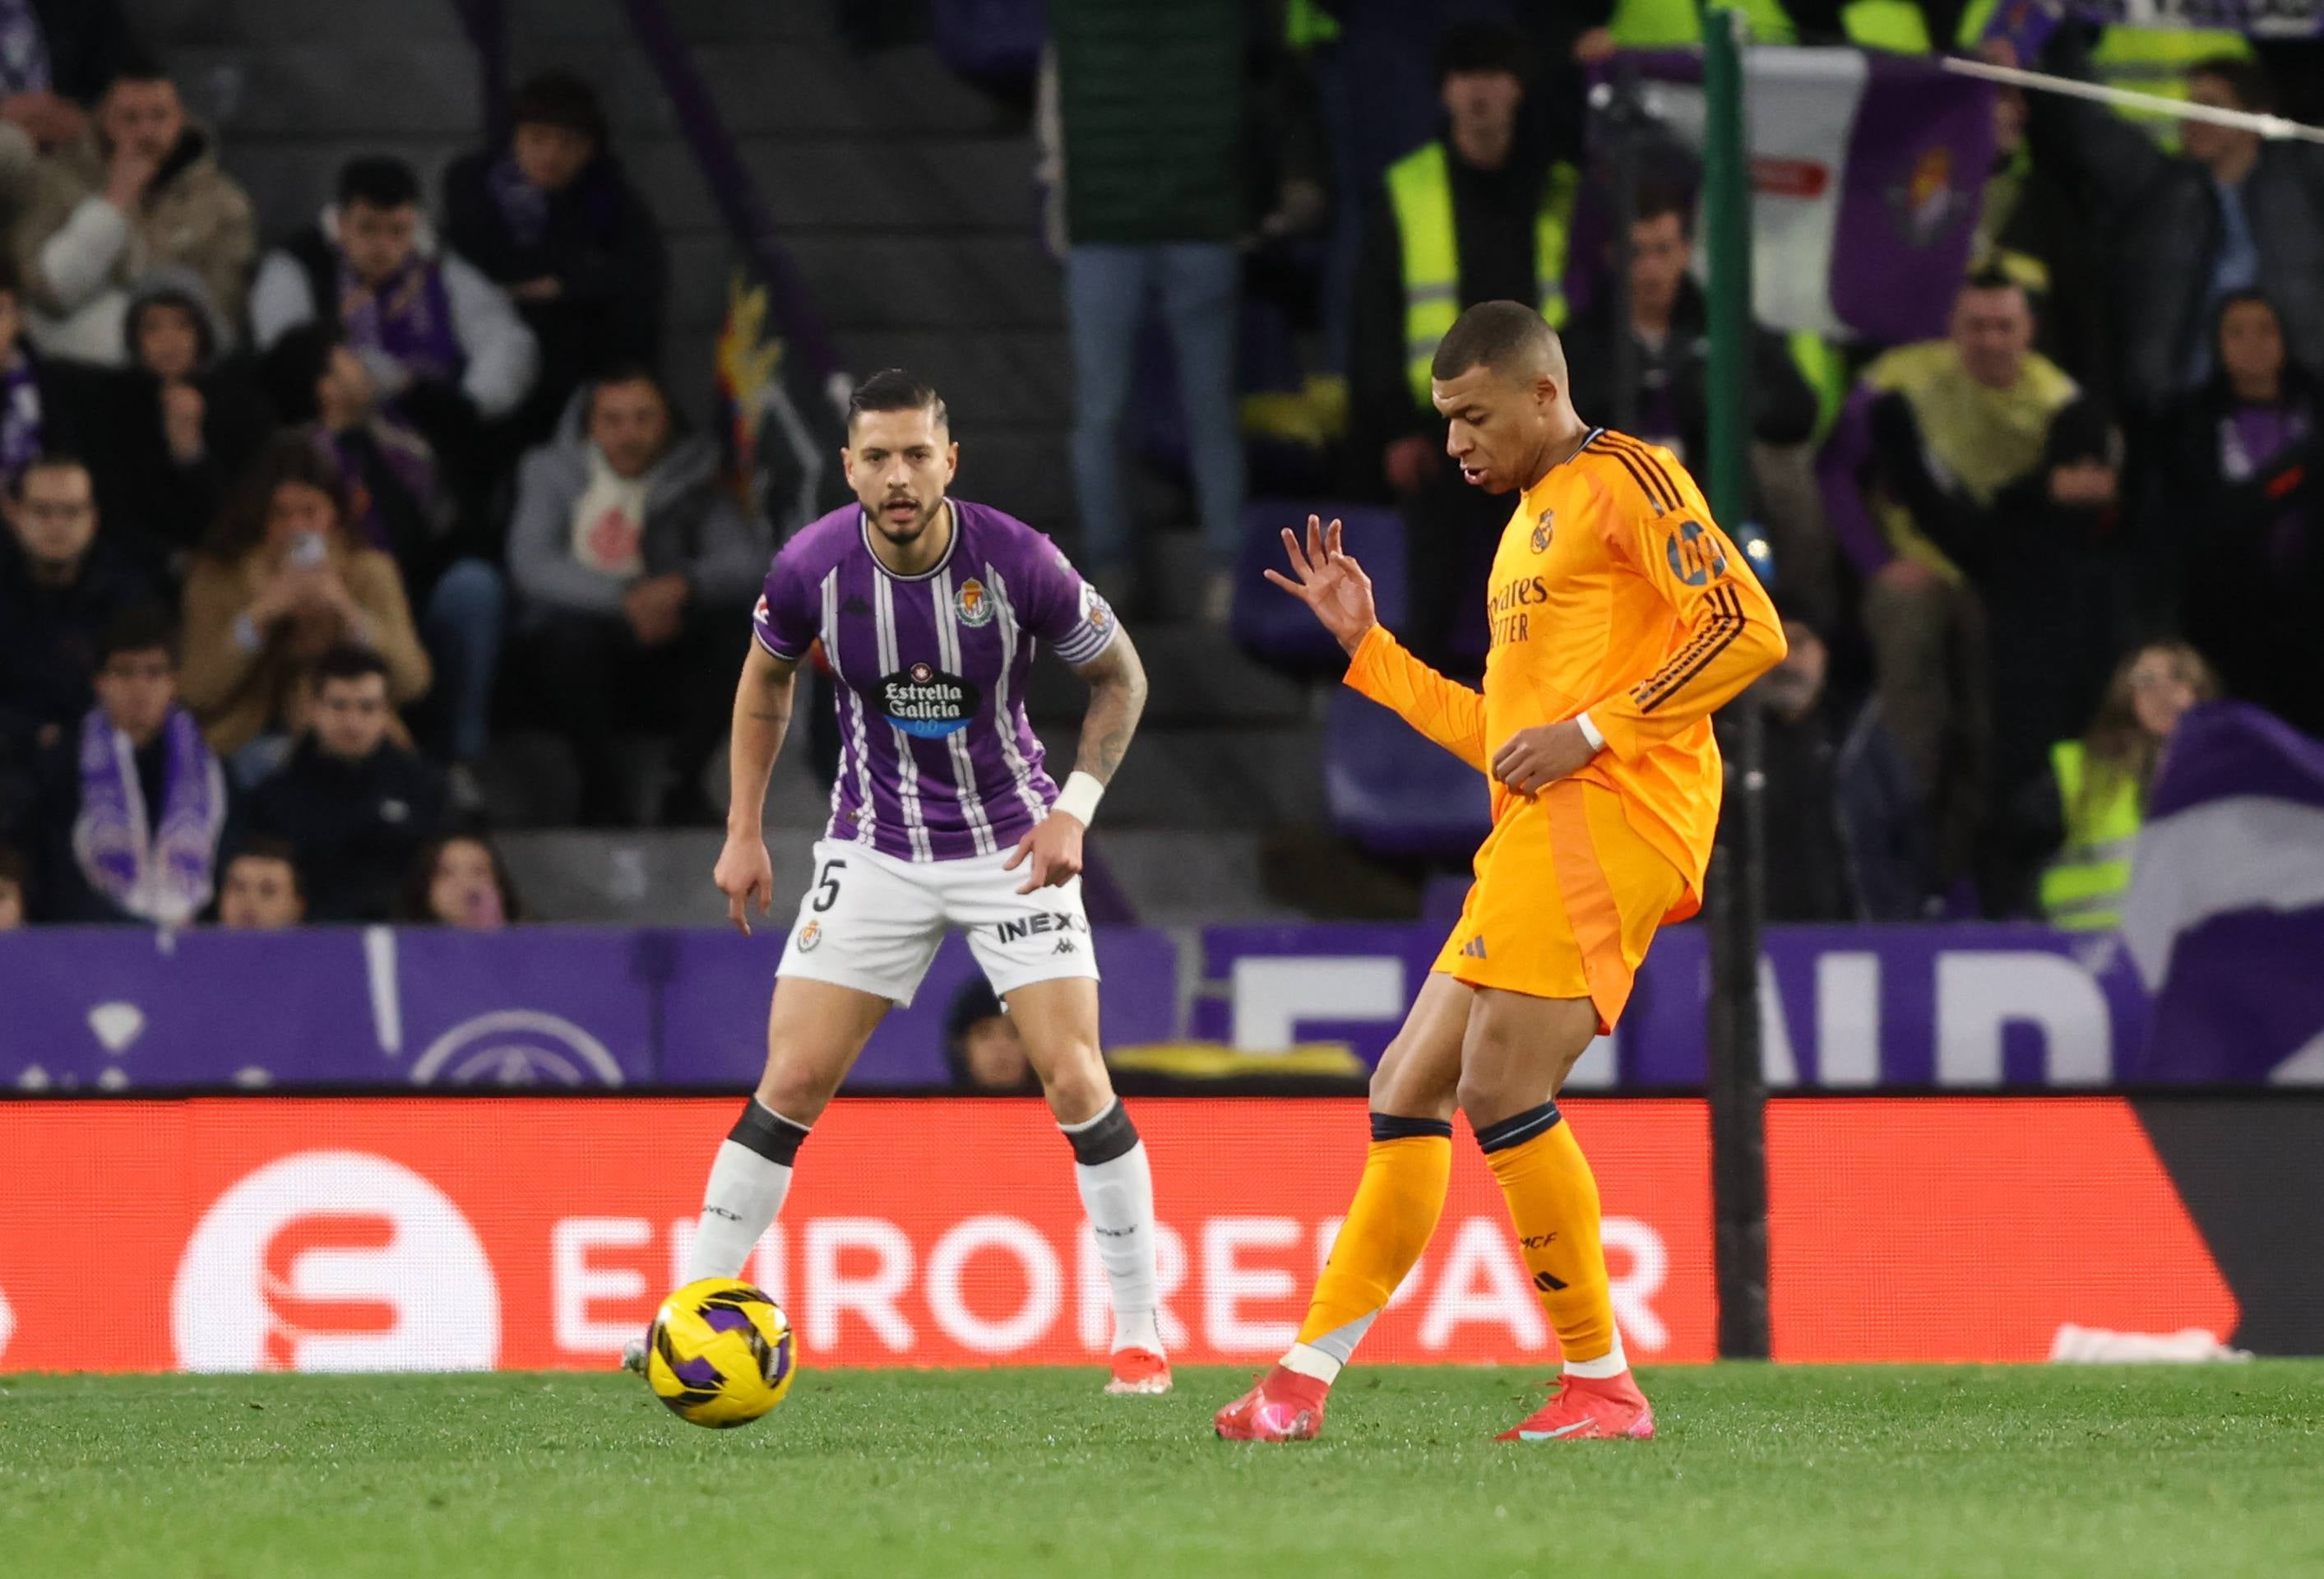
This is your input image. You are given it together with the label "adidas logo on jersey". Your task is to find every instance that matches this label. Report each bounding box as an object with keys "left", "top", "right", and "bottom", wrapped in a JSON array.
[{"left": 1461, "top": 935, "right": 1488, "bottom": 960}]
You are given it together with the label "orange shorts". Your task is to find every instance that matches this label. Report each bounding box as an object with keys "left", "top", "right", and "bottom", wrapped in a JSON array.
[{"left": 1433, "top": 779, "right": 1691, "bottom": 1034}]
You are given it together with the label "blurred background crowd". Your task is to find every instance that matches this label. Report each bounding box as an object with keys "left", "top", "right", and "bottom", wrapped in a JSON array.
[{"left": 0, "top": 0, "right": 2316, "bottom": 948}]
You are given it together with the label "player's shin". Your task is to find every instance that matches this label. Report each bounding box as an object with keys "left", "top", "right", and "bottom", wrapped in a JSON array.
[
  {"left": 682, "top": 1098, "right": 811, "bottom": 1283},
  {"left": 1280, "top": 1115, "right": 1453, "bottom": 1386},
  {"left": 1062, "top": 1100, "right": 1164, "bottom": 1354},
  {"left": 1477, "top": 1101, "right": 1627, "bottom": 1378}
]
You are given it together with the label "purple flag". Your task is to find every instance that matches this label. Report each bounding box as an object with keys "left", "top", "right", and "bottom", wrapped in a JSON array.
[
  {"left": 2123, "top": 703, "right": 2324, "bottom": 1083},
  {"left": 1600, "top": 49, "right": 1993, "bottom": 345}
]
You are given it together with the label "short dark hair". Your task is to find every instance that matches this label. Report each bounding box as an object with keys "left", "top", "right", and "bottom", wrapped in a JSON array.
[
  {"left": 2189, "top": 55, "right": 2272, "bottom": 114},
  {"left": 1963, "top": 265, "right": 2025, "bottom": 299},
  {"left": 585, "top": 362, "right": 672, "bottom": 423},
  {"left": 313, "top": 644, "right": 391, "bottom": 691},
  {"left": 337, "top": 155, "right": 422, "bottom": 211},
  {"left": 847, "top": 368, "right": 949, "bottom": 435},
  {"left": 1430, "top": 300, "right": 1560, "bottom": 384},
  {"left": 1634, "top": 185, "right": 1695, "bottom": 239},
  {"left": 10, "top": 451, "right": 91, "bottom": 500},
  {"left": 104, "top": 51, "right": 172, "bottom": 93},
  {"left": 228, "top": 836, "right": 304, "bottom": 896},
  {"left": 1435, "top": 20, "right": 1529, "bottom": 86},
  {"left": 97, "top": 603, "right": 178, "bottom": 667},
  {"left": 509, "top": 71, "right": 607, "bottom": 142}
]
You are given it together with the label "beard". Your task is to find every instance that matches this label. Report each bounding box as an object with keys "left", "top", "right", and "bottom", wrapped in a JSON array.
[{"left": 869, "top": 496, "right": 941, "bottom": 544}]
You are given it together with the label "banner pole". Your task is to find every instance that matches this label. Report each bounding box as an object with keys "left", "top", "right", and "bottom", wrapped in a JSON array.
[
  {"left": 1701, "top": 5, "right": 1772, "bottom": 1363},
  {"left": 1942, "top": 55, "right": 2324, "bottom": 143}
]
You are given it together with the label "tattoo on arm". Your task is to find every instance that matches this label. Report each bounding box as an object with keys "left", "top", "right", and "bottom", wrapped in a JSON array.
[{"left": 1069, "top": 631, "right": 1148, "bottom": 785}]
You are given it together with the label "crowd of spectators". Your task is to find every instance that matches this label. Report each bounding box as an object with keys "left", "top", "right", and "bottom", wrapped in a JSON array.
[
  {"left": 1, "top": 0, "right": 2317, "bottom": 939},
  {"left": 1033, "top": 1, "right": 2320, "bottom": 926},
  {"left": 0, "top": 0, "right": 707, "bottom": 928}
]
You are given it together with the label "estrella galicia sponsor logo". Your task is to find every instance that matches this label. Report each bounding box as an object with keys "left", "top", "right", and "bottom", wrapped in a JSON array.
[
  {"left": 878, "top": 661, "right": 980, "bottom": 739},
  {"left": 994, "top": 910, "right": 1089, "bottom": 944}
]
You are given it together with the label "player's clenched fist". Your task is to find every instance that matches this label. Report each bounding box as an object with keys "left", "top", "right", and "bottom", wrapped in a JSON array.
[
  {"left": 1492, "top": 720, "right": 1597, "bottom": 796},
  {"left": 1006, "top": 811, "right": 1085, "bottom": 894},
  {"left": 714, "top": 832, "right": 775, "bottom": 935}
]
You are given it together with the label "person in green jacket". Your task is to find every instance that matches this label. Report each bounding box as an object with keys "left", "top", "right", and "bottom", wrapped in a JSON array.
[{"left": 2025, "top": 640, "right": 2217, "bottom": 929}]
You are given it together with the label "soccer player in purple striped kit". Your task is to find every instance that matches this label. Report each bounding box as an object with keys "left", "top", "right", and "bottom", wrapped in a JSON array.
[{"left": 632, "top": 369, "right": 1171, "bottom": 1395}]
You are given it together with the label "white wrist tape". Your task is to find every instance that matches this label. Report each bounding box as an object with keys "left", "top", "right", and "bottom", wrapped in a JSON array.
[
  {"left": 1576, "top": 712, "right": 1606, "bottom": 752},
  {"left": 1052, "top": 770, "right": 1105, "bottom": 827}
]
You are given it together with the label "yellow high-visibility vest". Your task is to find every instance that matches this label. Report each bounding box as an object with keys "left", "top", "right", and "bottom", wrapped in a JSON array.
[
  {"left": 1604, "top": 0, "right": 1798, "bottom": 47},
  {"left": 2039, "top": 739, "right": 2143, "bottom": 931},
  {"left": 1386, "top": 142, "right": 1579, "bottom": 408},
  {"left": 1841, "top": 0, "right": 1932, "bottom": 52}
]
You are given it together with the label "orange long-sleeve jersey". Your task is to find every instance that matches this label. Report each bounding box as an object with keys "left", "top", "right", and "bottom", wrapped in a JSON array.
[{"left": 1346, "top": 428, "right": 1786, "bottom": 913}]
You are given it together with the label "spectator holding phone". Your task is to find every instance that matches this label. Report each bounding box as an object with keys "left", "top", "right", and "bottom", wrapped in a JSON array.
[{"left": 179, "top": 436, "right": 430, "bottom": 782}]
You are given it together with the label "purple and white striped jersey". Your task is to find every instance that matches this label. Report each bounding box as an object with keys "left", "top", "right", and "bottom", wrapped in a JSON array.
[{"left": 753, "top": 499, "right": 1117, "bottom": 864}]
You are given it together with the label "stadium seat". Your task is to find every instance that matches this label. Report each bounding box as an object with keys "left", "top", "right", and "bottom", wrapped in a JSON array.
[
  {"left": 1322, "top": 686, "right": 1492, "bottom": 858},
  {"left": 1232, "top": 502, "right": 1408, "bottom": 674}
]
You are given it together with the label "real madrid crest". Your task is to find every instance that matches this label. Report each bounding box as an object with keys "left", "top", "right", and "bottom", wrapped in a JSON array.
[
  {"left": 1531, "top": 510, "right": 1556, "bottom": 553},
  {"left": 954, "top": 576, "right": 995, "bottom": 627}
]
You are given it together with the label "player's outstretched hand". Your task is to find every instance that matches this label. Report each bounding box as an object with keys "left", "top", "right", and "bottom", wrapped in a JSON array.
[
  {"left": 714, "top": 831, "right": 775, "bottom": 936},
  {"left": 1005, "top": 812, "right": 1085, "bottom": 895},
  {"left": 1263, "top": 514, "right": 1378, "bottom": 656},
  {"left": 1492, "top": 720, "right": 1598, "bottom": 797}
]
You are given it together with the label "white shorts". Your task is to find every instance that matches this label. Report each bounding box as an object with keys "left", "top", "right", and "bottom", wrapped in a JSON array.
[{"left": 774, "top": 838, "right": 1101, "bottom": 1007}]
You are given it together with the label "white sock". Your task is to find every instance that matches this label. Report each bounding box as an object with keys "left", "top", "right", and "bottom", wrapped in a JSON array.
[
  {"left": 1562, "top": 1325, "right": 1630, "bottom": 1380},
  {"left": 683, "top": 1101, "right": 806, "bottom": 1283},
  {"left": 1280, "top": 1310, "right": 1378, "bottom": 1386},
  {"left": 1063, "top": 1101, "right": 1164, "bottom": 1354}
]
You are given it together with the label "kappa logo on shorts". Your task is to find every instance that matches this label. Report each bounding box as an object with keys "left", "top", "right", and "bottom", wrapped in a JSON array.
[
  {"left": 797, "top": 919, "right": 823, "bottom": 952},
  {"left": 877, "top": 663, "right": 982, "bottom": 739},
  {"left": 954, "top": 577, "right": 996, "bottom": 628},
  {"left": 1053, "top": 938, "right": 1077, "bottom": 956}
]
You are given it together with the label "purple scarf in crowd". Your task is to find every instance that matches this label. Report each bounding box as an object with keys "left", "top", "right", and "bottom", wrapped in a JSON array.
[
  {"left": 72, "top": 707, "right": 229, "bottom": 927},
  {"left": 0, "top": 350, "right": 42, "bottom": 483},
  {"left": 0, "top": 0, "right": 50, "bottom": 98},
  {"left": 311, "top": 418, "right": 437, "bottom": 553},
  {"left": 337, "top": 252, "right": 464, "bottom": 384},
  {"left": 485, "top": 153, "right": 550, "bottom": 249},
  {"left": 2220, "top": 402, "right": 2316, "bottom": 572}
]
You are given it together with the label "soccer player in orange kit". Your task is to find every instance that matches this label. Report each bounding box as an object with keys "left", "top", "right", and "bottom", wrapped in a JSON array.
[{"left": 1215, "top": 300, "right": 1785, "bottom": 1443}]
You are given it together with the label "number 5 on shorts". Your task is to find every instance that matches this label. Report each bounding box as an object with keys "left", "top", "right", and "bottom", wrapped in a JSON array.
[{"left": 812, "top": 859, "right": 846, "bottom": 913}]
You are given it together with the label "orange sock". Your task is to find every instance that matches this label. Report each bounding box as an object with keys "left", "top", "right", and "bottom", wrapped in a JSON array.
[
  {"left": 1476, "top": 1100, "right": 1625, "bottom": 1376},
  {"left": 1280, "top": 1115, "right": 1451, "bottom": 1383}
]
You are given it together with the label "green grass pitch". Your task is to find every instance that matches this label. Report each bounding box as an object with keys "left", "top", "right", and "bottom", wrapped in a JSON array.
[{"left": 5, "top": 1363, "right": 2320, "bottom": 1577}]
